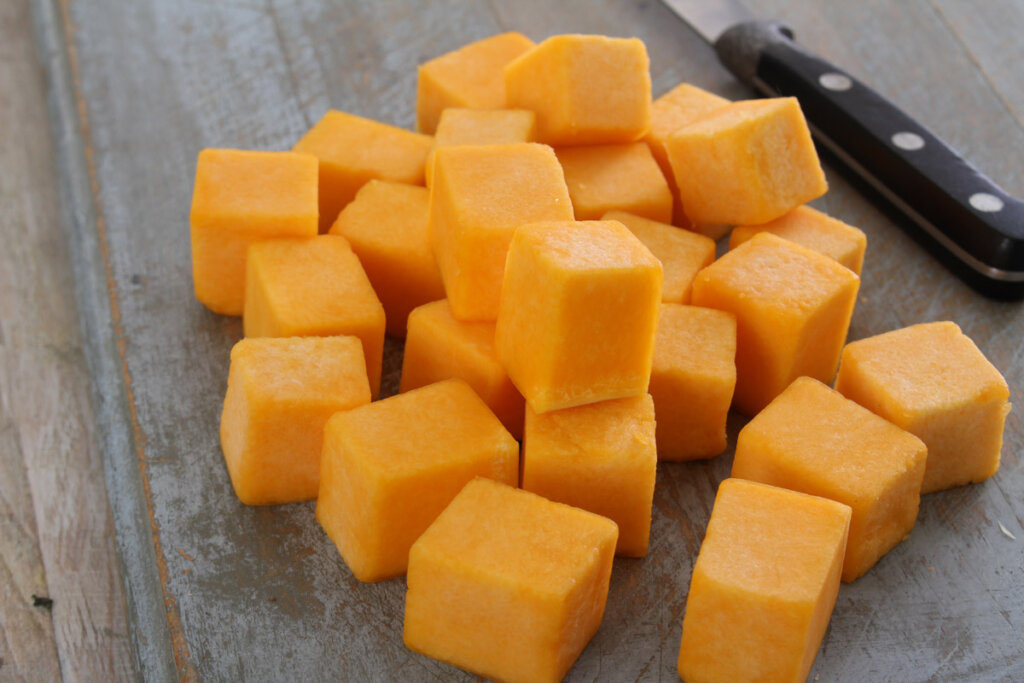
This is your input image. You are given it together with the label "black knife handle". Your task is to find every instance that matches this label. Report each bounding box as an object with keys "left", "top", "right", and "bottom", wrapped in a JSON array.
[{"left": 716, "top": 21, "right": 1024, "bottom": 299}]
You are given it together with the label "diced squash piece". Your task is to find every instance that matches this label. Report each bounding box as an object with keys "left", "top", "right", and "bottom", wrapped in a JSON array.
[
  {"left": 243, "top": 235, "right": 385, "bottom": 397},
  {"left": 425, "top": 108, "right": 537, "bottom": 186},
  {"left": 416, "top": 32, "right": 536, "bottom": 135},
  {"left": 329, "top": 180, "right": 445, "bottom": 337},
  {"left": 835, "top": 321, "right": 1011, "bottom": 493},
  {"left": 189, "top": 149, "right": 318, "bottom": 315},
  {"left": 317, "top": 380, "right": 518, "bottom": 582},
  {"left": 643, "top": 83, "right": 729, "bottom": 235},
  {"left": 678, "top": 478, "right": 851, "bottom": 683},
  {"left": 404, "top": 478, "right": 618, "bottom": 683},
  {"left": 522, "top": 395, "right": 656, "bottom": 557},
  {"left": 219, "top": 336, "right": 371, "bottom": 505},
  {"left": 401, "top": 300, "right": 525, "bottom": 440},
  {"left": 496, "top": 220, "right": 662, "bottom": 413},
  {"left": 504, "top": 34, "right": 651, "bottom": 146},
  {"left": 733, "top": 377, "right": 927, "bottom": 581},
  {"left": 556, "top": 143, "right": 671, "bottom": 222},
  {"left": 293, "top": 110, "right": 433, "bottom": 231},
  {"left": 429, "top": 143, "right": 574, "bottom": 321},
  {"left": 731, "top": 205, "right": 868, "bottom": 275},
  {"left": 691, "top": 232, "right": 859, "bottom": 416},
  {"left": 649, "top": 304, "right": 736, "bottom": 461},
  {"left": 603, "top": 210, "right": 715, "bottom": 304},
  {"left": 666, "top": 97, "right": 828, "bottom": 226}
]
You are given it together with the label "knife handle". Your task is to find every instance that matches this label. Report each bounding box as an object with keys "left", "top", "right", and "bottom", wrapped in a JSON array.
[{"left": 716, "top": 21, "right": 1024, "bottom": 299}]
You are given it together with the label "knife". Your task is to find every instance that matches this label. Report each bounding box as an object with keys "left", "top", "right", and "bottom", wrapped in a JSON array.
[{"left": 660, "top": 0, "right": 1024, "bottom": 300}]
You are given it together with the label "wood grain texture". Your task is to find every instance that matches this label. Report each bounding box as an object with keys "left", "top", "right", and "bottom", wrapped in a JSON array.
[
  {"left": 0, "top": 0, "right": 134, "bottom": 681},
  {"left": 27, "top": 0, "right": 1024, "bottom": 679}
]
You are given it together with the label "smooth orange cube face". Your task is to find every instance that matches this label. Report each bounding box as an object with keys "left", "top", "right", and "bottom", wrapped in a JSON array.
[
  {"left": 416, "top": 32, "right": 535, "bottom": 135},
  {"left": 293, "top": 110, "right": 433, "bottom": 231},
  {"left": 522, "top": 395, "right": 656, "bottom": 557},
  {"left": 556, "top": 143, "right": 671, "bottom": 222},
  {"left": 733, "top": 377, "right": 927, "bottom": 581},
  {"left": 404, "top": 478, "right": 618, "bottom": 683},
  {"left": 400, "top": 300, "right": 525, "bottom": 440},
  {"left": 678, "top": 479, "right": 851, "bottom": 683},
  {"left": 316, "top": 380, "right": 518, "bottom": 583},
  {"left": 731, "top": 205, "right": 868, "bottom": 275},
  {"left": 692, "top": 232, "right": 859, "bottom": 416},
  {"left": 189, "top": 149, "right": 318, "bottom": 315},
  {"left": 835, "top": 321, "right": 1011, "bottom": 493},
  {"left": 425, "top": 108, "right": 537, "bottom": 186},
  {"left": 649, "top": 304, "right": 736, "bottom": 461},
  {"left": 219, "top": 336, "right": 371, "bottom": 505},
  {"left": 429, "top": 143, "right": 574, "bottom": 321},
  {"left": 666, "top": 97, "right": 828, "bottom": 226},
  {"left": 603, "top": 210, "right": 715, "bottom": 304},
  {"left": 505, "top": 34, "right": 651, "bottom": 146},
  {"left": 243, "top": 236, "right": 385, "bottom": 397},
  {"left": 496, "top": 220, "right": 662, "bottom": 413},
  {"left": 329, "top": 180, "right": 445, "bottom": 337},
  {"left": 643, "top": 83, "right": 729, "bottom": 233}
]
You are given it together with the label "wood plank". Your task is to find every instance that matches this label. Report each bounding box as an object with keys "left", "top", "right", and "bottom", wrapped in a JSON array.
[
  {"left": 0, "top": 0, "right": 134, "bottom": 680},
  {"left": 31, "top": 0, "right": 1024, "bottom": 679}
]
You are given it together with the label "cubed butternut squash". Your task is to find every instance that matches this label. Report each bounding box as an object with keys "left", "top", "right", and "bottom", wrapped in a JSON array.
[
  {"left": 189, "top": 149, "right": 318, "bottom": 315},
  {"left": 219, "top": 336, "right": 371, "bottom": 505},
  {"left": 243, "top": 235, "right": 385, "bottom": 397},
  {"left": 404, "top": 478, "right": 618, "bottom": 683},
  {"left": 691, "top": 232, "right": 859, "bottom": 416},
  {"left": 733, "top": 377, "right": 928, "bottom": 581},
  {"left": 495, "top": 220, "right": 662, "bottom": 413},
  {"left": 521, "top": 394, "right": 656, "bottom": 557},
  {"left": 293, "top": 110, "right": 432, "bottom": 231},
  {"left": 731, "top": 205, "right": 867, "bottom": 275},
  {"left": 504, "top": 34, "right": 651, "bottom": 146},
  {"left": 416, "top": 32, "right": 535, "bottom": 135},
  {"left": 317, "top": 380, "right": 518, "bottom": 582},
  {"left": 329, "top": 180, "right": 445, "bottom": 337},
  {"left": 835, "top": 321, "right": 1011, "bottom": 493},
  {"left": 556, "top": 142, "right": 671, "bottom": 223},
  {"left": 678, "top": 478, "right": 851, "bottom": 683}
]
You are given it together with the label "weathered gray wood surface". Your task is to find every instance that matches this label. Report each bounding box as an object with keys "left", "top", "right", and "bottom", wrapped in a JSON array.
[
  {"left": 0, "top": 0, "right": 133, "bottom": 680},
  {"left": 19, "top": 0, "right": 1024, "bottom": 680}
]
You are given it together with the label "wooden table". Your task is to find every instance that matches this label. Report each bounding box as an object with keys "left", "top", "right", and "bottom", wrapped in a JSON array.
[{"left": 3, "top": 0, "right": 1022, "bottom": 680}]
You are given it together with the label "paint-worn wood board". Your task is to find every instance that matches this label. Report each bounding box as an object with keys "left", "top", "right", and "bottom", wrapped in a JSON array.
[
  {"left": 30, "top": 0, "right": 1024, "bottom": 680},
  {"left": 0, "top": 0, "right": 133, "bottom": 680}
]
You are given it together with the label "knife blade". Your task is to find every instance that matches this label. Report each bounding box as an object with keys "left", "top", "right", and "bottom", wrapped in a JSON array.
[{"left": 660, "top": 0, "right": 1024, "bottom": 299}]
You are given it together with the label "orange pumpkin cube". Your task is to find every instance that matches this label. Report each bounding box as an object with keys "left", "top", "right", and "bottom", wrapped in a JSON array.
[
  {"left": 603, "top": 210, "right": 715, "bottom": 304},
  {"left": 317, "top": 380, "right": 518, "bottom": 583},
  {"left": 496, "top": 220, "right": 662, "bottom": 413},
  {"left": 666, "top": 97, "right": 828, "bottom": 226},
  {"left": 733, "top": 377, "right": 927, "bottom": 581},
  {"left": 521, "top": 394, "right": 656, "bottom": 557},
  {"left": 678, "top": 478, "right": 850, "bottom": 683},
  {"left": 401, "top": 300, "right": 525, "bottom": 440},
  {"left": 189, "top": 149, "right": 318, "bottom": 315},
  {"left": 425, "top": 108, "right": 537, "bottom": 186},
  {"left": 504, "top": 34, "right": 651, "bottom": 146},
  {"left": 429, "top": 143, "right": 574, "bottom": 321},
  {"left": 416, "top": 32, "right": 535, "bottom": 135},
  {"left": 243, "top": 235, "right": 385, "bottom": 397},
  {"left": 643, "top": 83, "right": 729, "bottom": 234},
  {"left": 292, "top": 110, "right": 433, "bottom": 231},
  {"left": 731, "top": 205, "right": 868, "bottom": 275},
  {"left": 555, "top": 143, "right": 671, "bottom": 222},
  {"left": 404, "top": 478, "right": 618, "bottom": 683},
  {"left": 219, "top": 336, "right": 371, "bottom": 505},
  {"left": 649, "top": 304, "right": 736, "bottom": 461},
  {"left": 835, "top": 322, "right": 1011, "bottom": 493},
  {"left": 692, "top": 232, "right": 859, "bottom": 416},
  {"left": 329, "top": 180, "right": 445, "bottom": 337}
]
